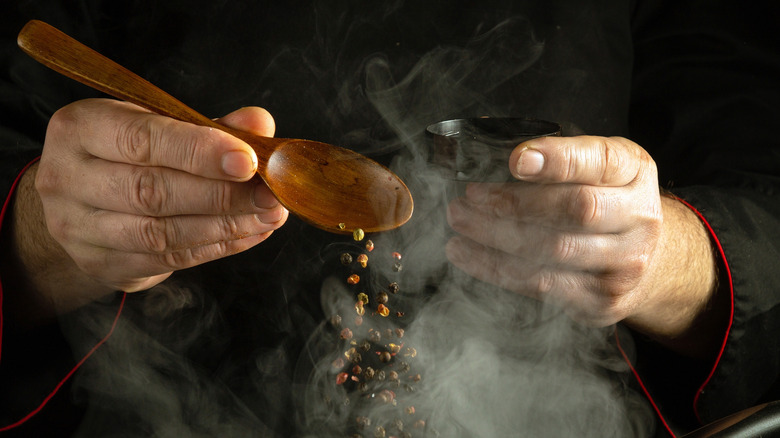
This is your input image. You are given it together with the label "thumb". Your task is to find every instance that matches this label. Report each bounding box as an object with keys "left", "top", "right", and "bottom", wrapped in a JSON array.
[{"left": 509, "top": 135, "right": 651, "bottom": 187}]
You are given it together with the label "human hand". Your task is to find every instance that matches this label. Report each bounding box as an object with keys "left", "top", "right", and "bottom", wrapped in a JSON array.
[
  {"left": 34, "top": 99, "right": 288, "bottom": 293},
  {"left": 446, "top": 136, "right": 674, "bottom": 327}
]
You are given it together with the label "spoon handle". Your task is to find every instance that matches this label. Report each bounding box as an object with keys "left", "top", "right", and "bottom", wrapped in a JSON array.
[{"left": 17, "top": 20, "right": 273, "bottom": 159}]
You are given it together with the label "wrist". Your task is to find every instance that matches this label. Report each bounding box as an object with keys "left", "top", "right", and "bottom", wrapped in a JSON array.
[
  {"left": 623, "top": 195, "right": 725, "bottom": 359},
  {"left": 1, "top": 163, "right": 114, "bottom": 329}
]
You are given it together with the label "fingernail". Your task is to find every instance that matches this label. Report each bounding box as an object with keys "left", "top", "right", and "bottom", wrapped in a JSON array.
[
  {"left": 222, "top": 150, "right": 256, "bottom": 179},
  {"left": 255, "top": 206, "right": 286, "bottom": 224},
  {"left": 516, "top": 148, "right": 544, "bottom": 177},
  {"left": 252, "top": 183, "right": 280, "bottom": 210}
]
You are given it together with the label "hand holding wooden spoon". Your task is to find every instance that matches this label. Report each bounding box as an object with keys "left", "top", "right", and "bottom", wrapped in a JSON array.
[{"left": 17, "top": 20, "right": 413, "bottom": 234}]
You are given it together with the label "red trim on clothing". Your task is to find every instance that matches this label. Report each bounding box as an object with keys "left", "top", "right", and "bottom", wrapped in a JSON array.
[
  {"left": 614, "top": 328, "right": 677, "bottom": 437},
  {"left": 674, "top": 197, "right": 735, "bottom": 423},
  {"left": 614, "top": 196, "right": 735, "bottom": 437},
  {"left": 0, "top": 157, "right": 127, "bottom": 431},
  {"left": 0, "top": 156, "right": 40, "bottom": 364},
  {"left": 0, "top": 292, "right": 127, "bottom": 432}
]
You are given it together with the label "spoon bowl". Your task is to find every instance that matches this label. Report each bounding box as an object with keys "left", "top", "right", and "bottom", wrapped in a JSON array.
[{"left": 17, "top": 20, "right": 413, "bottom": 233}]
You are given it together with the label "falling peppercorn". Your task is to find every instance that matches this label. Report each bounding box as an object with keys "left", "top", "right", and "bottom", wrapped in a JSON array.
[
  {"left": 348, "top": 274, "right": 360, "bottom": 285},
  {"left": 357, "top": 253, "right": 368, "bottom": 268},
  {"left": 340, "top": 327, "right": 353, "bottom": 340},
  {"left": 376, "top": 291, "right": 388, "bottom": 305},
  {"left": 353, "top": 228, "right": 365, "bottom": 241},
  {"left": 377, "top": 304, "right": 390, "bottom": 317},
  {"left": 388, "top": 282, "right": 399, "bottom": 294},
  {"left": 341, "top": 252, "right": 353, "bottom": 265},
  {"left": 365, "top": 240, "right": 374, "bottom": 252}
]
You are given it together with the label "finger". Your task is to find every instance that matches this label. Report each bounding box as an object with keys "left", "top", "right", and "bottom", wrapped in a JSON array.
[
  {"left": 445, "top": 236, "right": 616, "bottom": 326},
  {"left": 509, "top": 135, "right": 653, "bottom": 186},
  {"left": 75, "top": 209, "right": 287, "bottom": 254},
  {"left": 57, "top": 99, "right": 259, "bottom": 181},
  {"left": 444, "top": 235, "right": 568, "bottom": 299},
  {"left": 216, "top": 106, "right": 276, "bottom": 137},
  {"left": 447, "top": 197, "right": 625, "bottom": 270},
  {"left": 72, "top": 233, "right": 274, "bottom": 292},
  {"left": 56, "top": 159, "right": 279, "bottom": 216},
  {"left": 455, "top": 182, "right": 636, "bottom": 234}
]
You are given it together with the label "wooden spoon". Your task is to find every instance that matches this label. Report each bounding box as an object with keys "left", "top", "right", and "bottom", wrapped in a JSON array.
[{"left": 17, "top": 20, "right": 413, "bottom": 234}]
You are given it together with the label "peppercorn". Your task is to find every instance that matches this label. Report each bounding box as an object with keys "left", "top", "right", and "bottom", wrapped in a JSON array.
[
  {"left": 378, "top": 389, "right": 395, "bottom": 404},
  {"left": 355, "top": 300, "right": 365, "bottom": 316},
  {"left": 388, "top": 282, "right": 399, "bottom": 294},
  {"left": 368, "top": 330, "right": 381, "bottom": 343},
  {"left": 340, "top": 327, "right": 353, "bottom": 340},
  {"left": 395, "top": 328, "right": 405, "bottom": 338},
  {"left": 379, "top": 351, "right": 392, "bottom": 363},
  {"left": 365, "top": 240, "right": 374, "bottom": 252},
  {"left": 357, "top": 253, "right": 368, "bottom": 268},
  {"left": 377, "top": 304, "right": 390, "bottom": 317},
  {"left": 364, "top": 366, "right": 375, "bottom": 381},
  {"left": 340, "top": 252, "right": 353, "bottom": 265},
  {"left": 330, "top": 314, "right": 342, "bottom": 328},
  {"left": 392, "top": 252, "right": 402, "bottom": 260},
  {"left": 392, "top": 262, "right": 403, "bottom": 272},
  {"left": 376, "top": 291, "right": 388, "bottom": 305},
  {"left": 348, "top": 274, "right": 360, "bottom": 285},
  {"left": 353, "top": 228, "right": 365, "bottom": 241},
  {"left": 356, "top": 416, "right": 371, "bottom": 429},
  {"left": 336, "top": 372, "right": 349, "bottom": 385}
]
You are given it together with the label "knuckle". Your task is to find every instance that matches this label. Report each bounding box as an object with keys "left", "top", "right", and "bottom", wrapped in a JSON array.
[
  {"left": 535, "top": 270, "right": 555, "bottom": 295},
  {"left": 569, "top": 186, "right": 603, "bottom": 227},
  {"left": 598, "top": 138, "right": 624, "bottom": 185},
  {"left": 137, "top": 216, "right": 172, "bottom": 253},
  {"left": 129, "top": 168, "right": 167, "bottom": 215},
  {"left": 34, "top": 164, "right": 61, "bottom": 196},
  {"left": 45, "top": 214, "right": 71, "bottom": 243},
  {"left": 47, "top": 105, "right": 79, "bottom": 137},
  {"left": 217, "top": 215, "right": 241, "bottom": 238},
  {"left": 209, "top": 182, "right": 234, "bottom": 214},
  {"left": 552, "top": 233, "right": 579, "bottom": 264},
  {"left": 116, "top": 116, "right": 154, "bottom": 164}
]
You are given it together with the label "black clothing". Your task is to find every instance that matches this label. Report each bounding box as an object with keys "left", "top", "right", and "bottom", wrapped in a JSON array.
[{"left": 1, "top": 1, "right": 779, "bottom": 436}]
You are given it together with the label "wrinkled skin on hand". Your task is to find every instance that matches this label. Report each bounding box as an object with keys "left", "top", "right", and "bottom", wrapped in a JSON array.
[
  {"left": 446, "top": 136, "right": 664, "bottom": 327},
  {"left": 36, "top": 99, "right": 288, "bottom": 292}
]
